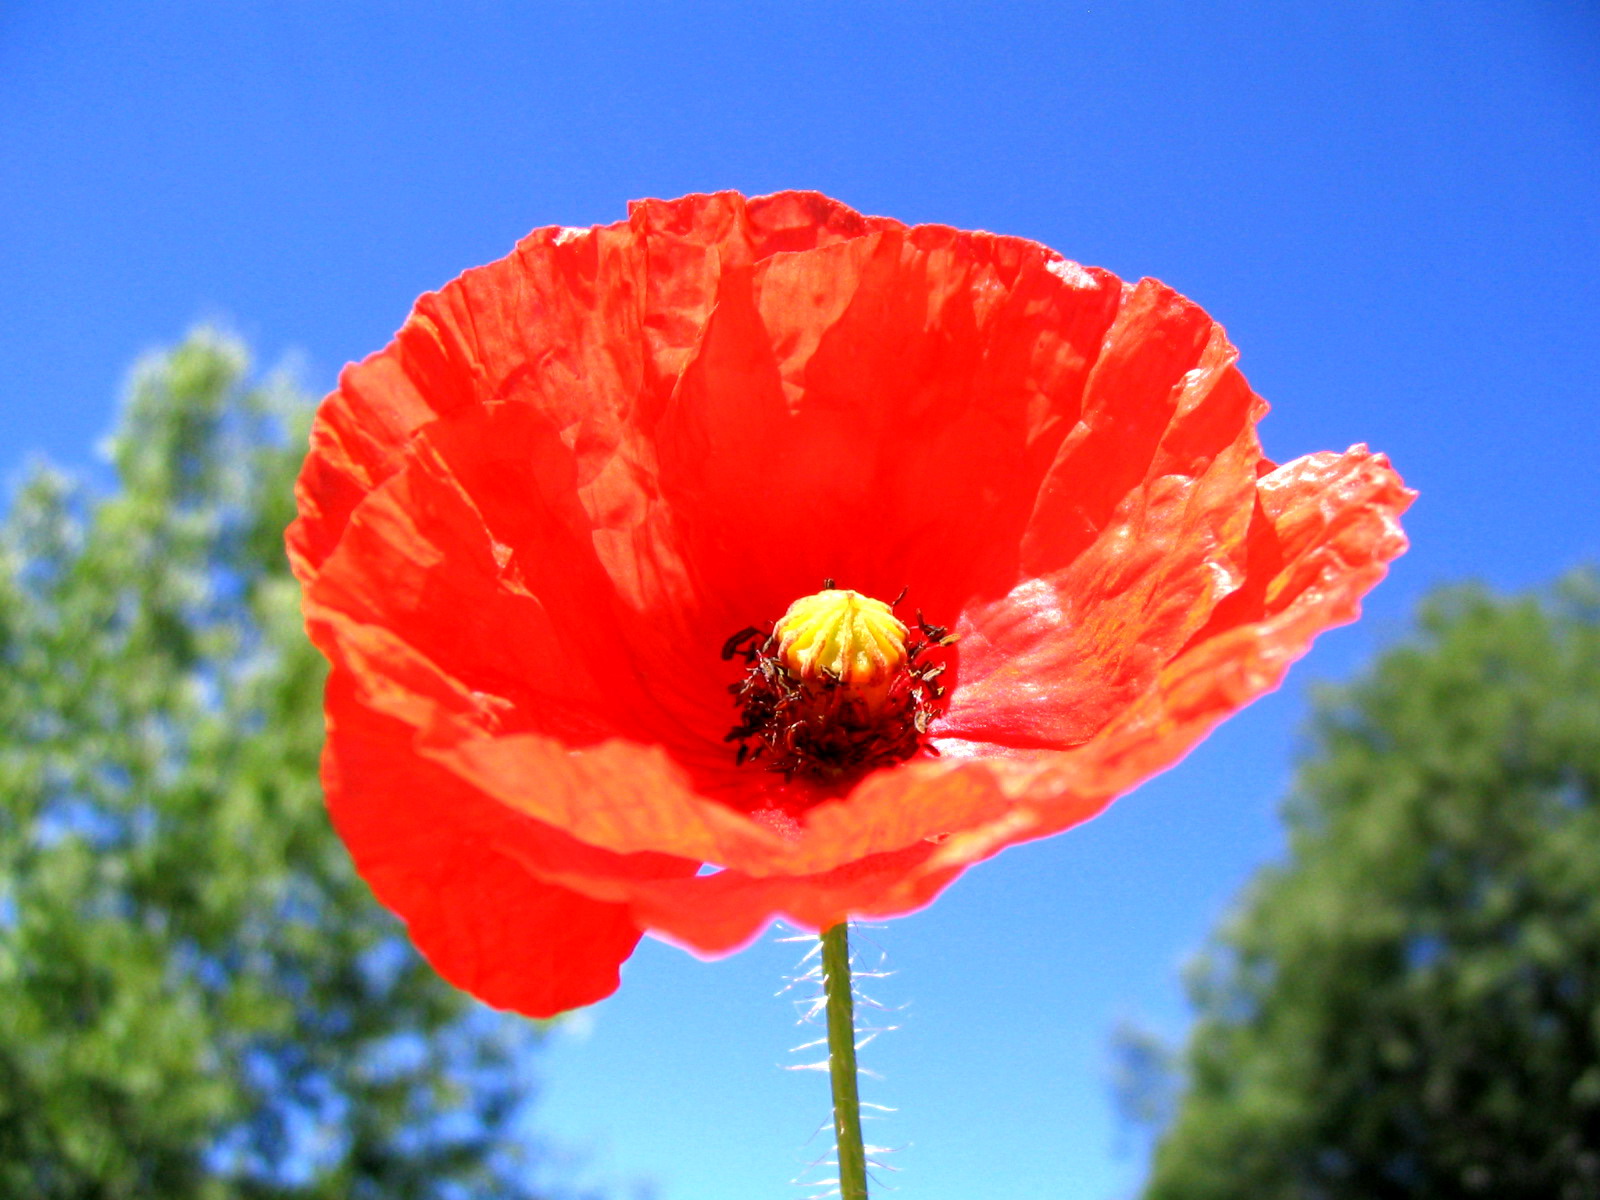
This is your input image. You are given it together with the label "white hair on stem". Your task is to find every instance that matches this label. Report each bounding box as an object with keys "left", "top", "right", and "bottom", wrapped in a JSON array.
[{"left": 775, "top": 922, "right": 910, "bottom": 1195}]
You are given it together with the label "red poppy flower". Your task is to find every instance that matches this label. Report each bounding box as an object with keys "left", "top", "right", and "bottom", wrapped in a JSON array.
[{"left": 288, "top": 190, "right": 1412, "bottom": 1018}]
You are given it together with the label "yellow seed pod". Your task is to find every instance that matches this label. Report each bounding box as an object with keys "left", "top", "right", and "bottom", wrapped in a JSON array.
[{"left": 774, "top": 589, "right": 909, "bottom": 691}]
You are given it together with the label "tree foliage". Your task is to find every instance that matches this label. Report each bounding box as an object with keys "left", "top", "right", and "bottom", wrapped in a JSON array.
[
  {"left": 1144, "top": 572, "right": 1600, "bottom": 1199},
  {"left": 0, "top": 334, "right": 562, "bottom": 1199}
]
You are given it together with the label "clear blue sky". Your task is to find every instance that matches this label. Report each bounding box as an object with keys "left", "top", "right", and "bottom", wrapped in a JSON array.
[{"left": 3, "top": 3, "right": 1596, "bottom": 1198}]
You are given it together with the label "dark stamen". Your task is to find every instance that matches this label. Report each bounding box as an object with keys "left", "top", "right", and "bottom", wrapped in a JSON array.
[
  {"left": 721, "top": 626, "right": 762, "bottom": 661},
  {"left": 722, "top": 591, "right": 953, "bottom": 782}
]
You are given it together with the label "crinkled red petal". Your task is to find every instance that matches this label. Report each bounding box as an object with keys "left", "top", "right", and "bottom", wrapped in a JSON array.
[
  {"left": 322, "top": 669, "right": 698, "bottom": 1016},
  {"left": 290, "top": 190, "right": 1412, "bottom": 984}
]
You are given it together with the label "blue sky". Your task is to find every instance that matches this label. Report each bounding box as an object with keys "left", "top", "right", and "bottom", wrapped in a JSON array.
[{"left": 2, "top": 3, "right": 1596, "bottom": 1198}]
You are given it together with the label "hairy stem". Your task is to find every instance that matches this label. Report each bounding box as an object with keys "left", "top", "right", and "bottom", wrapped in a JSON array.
[{"left": 821, "top": 921, "right": 868, "bottom": 1200}]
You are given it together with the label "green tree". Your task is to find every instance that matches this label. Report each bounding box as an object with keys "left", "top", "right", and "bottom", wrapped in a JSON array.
[
  {"left": 0, "top": 333, "right": 566, "bottom": 1199},
  {"left": 1142, "top": 573, "right": 1600, "bottom": 1199}
]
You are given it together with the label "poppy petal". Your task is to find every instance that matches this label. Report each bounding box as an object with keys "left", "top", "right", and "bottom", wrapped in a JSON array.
[
  {"left": 290, "top": 191, "right": 1412, "bottom": 995},
  {"left": 321, "top": 670, "right": 697, "bottom": 1017},
  {"left": 938, "top": 293, "right": 1267, "bottom": 749}
]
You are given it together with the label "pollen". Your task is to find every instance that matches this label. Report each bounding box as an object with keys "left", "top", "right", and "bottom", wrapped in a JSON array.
[{"left": 722, "top": 583, "right": 952, "bottom": 783}]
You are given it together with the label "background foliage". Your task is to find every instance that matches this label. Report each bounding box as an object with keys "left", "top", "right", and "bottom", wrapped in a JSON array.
[
  {"left": 1140, "top": 572, "right": 1600, "bottom": 1199},
  {"left": 0, "top": 334, "right": 563, "bottom": 1200}
]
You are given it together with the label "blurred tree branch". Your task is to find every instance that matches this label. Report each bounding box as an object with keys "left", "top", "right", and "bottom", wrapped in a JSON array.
[
  {"left": 1140, "top": 571, "right": 1600, "bottom": 1199},
  {"left": 0, "top": 332, "right": 577, "bottom": 1199}
]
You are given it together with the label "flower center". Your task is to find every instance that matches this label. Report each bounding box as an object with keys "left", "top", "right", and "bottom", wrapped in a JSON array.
[
  {"left": 776, "top": 588, "right": 908, "bottom": 706},
  {"left": 722, "top": 584, "right": 951, "bottom": 782}
]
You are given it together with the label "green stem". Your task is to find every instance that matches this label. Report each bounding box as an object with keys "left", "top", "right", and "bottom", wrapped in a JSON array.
[{"left": 821, "top": 921, "right": 869, "bottom": 1200}]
